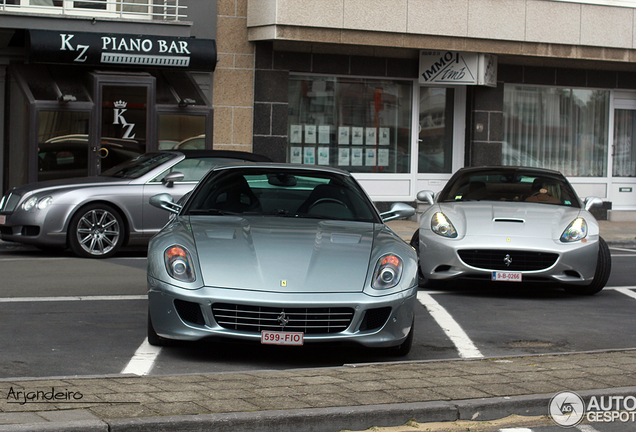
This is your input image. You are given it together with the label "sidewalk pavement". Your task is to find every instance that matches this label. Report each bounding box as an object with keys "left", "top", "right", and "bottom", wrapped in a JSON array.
[{"left": 1, "top": 219, "right": 635, "bottom": 432}]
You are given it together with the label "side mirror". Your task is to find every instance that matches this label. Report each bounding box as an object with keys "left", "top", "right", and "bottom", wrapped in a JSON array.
[
  {"left": 162, "top": 172, "right": 185, "bottom": 188},
  {"left": 150, "top": 193, "right": 182, "bottom": 214},
  {"left": 416, "top": 190, "right": 435, "bottom": 205},
  {"left": 584, "top": 196, "right": 604, "bottom": 212},
  {"left": 380, "top": 202, "right": 415, "bottom": 223}
]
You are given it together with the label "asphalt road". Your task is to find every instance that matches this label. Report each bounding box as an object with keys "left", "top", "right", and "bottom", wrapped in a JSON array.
[{"left": 0, "top": 242, "right": 635, "bottom": 379}]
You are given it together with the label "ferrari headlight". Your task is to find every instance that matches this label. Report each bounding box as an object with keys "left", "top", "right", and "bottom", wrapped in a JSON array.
[
  {"left": 22, "top": 196, "right": 52, "bottom": 211},
  {"left": 372, "top": 254, "right": 403, "bottom": 289},
  {"left": 431, "top": 212, "right": 457, "bottom": 238},
  {"left": 164, "top": 246, "right": 196, "bottom": 282},
  {"left": 560, "top": 218, "right": 587, "bottom": 242}
]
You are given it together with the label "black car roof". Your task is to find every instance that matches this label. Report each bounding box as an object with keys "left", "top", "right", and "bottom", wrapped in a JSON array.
[{"left": 454, "top": 166, "right": 565, "bottom": 177}]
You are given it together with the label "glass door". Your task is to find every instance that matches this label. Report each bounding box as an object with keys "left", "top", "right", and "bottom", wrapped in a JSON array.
[{"left": 611, "top": 106, "right": 636, "bottom": 209}]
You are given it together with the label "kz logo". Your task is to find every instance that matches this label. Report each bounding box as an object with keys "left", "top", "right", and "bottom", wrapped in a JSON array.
[{"left": 113, "top": 100, "right": 136, "bottom": 139}]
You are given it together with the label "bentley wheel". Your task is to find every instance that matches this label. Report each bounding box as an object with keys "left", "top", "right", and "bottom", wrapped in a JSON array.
[
  {"left": 69, "top": 203, "right": 125, "bottom": 258},
  {"left": 564, "top": 236, "right": 611, "bottom": 296}
]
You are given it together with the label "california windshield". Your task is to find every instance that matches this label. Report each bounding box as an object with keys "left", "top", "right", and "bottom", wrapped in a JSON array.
[
  {"left": 185, "top": 168, "right": 380, "bottom": 223},
  {"left": 101, "top": 153, "right": 175, "bottom": 179},
  {"left": 439, "top": 169, "right": 581, "bottom": 208}
]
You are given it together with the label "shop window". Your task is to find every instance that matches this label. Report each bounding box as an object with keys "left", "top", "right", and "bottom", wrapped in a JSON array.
[
  {"left": 37, "top": 111, "right": 90, "bottom": 181},
  {"left": 287, "top": 76, "right": 412, "bottom": 173},
  {"left": 613, "top": 110, "right": 636, "bottom": 177},
  {"left": 418, "top": 88, "right": 454, "bottom": 173},
  {"left": 503, "top": 86, "right": 609, "bottom": 177},
  {"left": 158, "top": 114, "right": 206, "bottom": 150}
]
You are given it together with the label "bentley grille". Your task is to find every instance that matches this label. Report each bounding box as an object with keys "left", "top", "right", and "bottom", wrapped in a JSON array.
[
  {"left": 458, "top": 249, "right": 559, "bottom": 271},
  {"left": 212, "top": 303, "right": 355, "bottom": 334}
]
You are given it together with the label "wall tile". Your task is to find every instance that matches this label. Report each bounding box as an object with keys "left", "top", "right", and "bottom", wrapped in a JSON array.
[
  {"left": 351, "top": 56, "right": 386, "bottom": 77},
  {"left": 212, "top": 106, "right": 233, "bottom": 146},
  {"left": 343, "top": 0, "right": 407, "bottom": 33},
  {"left": 253, "top": 136, "right": 288, "bottom": 162},
  {"left": 581, "top": 4, "right": 633, "bottom": 49},
  {"left": 255, "top": 70, "right": 289, "bottom": 103},
  {"left": 233, "top": 107, "right": 254, "bottom": 145},
  {"left": 213, "top": 68, "right": 254, "bottom": 107},
  {"left": 467, "top": 0, "right": 526, "bottom": 42},
  {"left": 312, "top": 53, "right": 349, "bottom": 75},
  {"left": 526, "top": 0, "right": 580, "bottom": 45},
  {"left": 253, "top": 103, "right": 272, "bottom": 135},
  {"left": 407, "top": 0, "right": 468, "bottom": 37},
  {"left": 272, "top": 103, "right": 289, "bottom": 136},
  {"left": 217, "top": 16, "right": 254, "bottom": 54}
]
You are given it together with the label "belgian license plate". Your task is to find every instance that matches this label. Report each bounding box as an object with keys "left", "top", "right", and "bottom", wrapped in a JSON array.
[
  {"left": 492, "top": 271, "right": 522, "bottom": 282},
  {"left": 0, "top": 215, "right": 5, "bottom": 225},
  {"left": 261, "top": 330, "right": 304, "bottom": 346}
]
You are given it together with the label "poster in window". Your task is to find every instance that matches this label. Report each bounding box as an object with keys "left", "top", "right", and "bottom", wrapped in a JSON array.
[
  {"left": 352, "top": 127, "right": 364, "bottom": 145},
  {"left": 304, "top": 147, "right": 316, "bottom": 164},
  {"left": 318, "top": 147, "right": 330, "bottom": 165},
  {"left": 290, "top": 125, "right": 302, "bottom": 143},
  {"left": 365, "top": 127, "right": 376, "bottom": 146},
  {"left": 365, "top": 148, "right": 376, "bottom": 166},
  {"left": 305, "top": 125, "right": 317, "bottom": 144},
  {"left": 379, "top": 127, "right": 390, "bottom": 145},
  {"left": 318, "top": 125, "right": 330, "bottom": 144},
  {"left": 338, "top": 127, "right": 350, "bottom": 145},
  {"left": 351, "top": 147, "right": 363, "bottom": 166},
  {"left": 290, "top": 146, "right": 302, "bottom": 164},
  {"left": 378, "top": 148, "right": 389, "bottom": 166},
  {"left": 338, "top": 148, "right": 350, "bottom": 166}
]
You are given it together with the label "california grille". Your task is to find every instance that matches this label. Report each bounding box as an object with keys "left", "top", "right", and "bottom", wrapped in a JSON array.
[
  {"left": 458, "top": 249, "right": 559, "bottom": 271},
  {"left": 212, "top": 303, "right": 356, "bottom": 334}
]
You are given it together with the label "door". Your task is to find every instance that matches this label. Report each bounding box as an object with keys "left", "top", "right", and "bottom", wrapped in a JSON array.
[{"left": 611, "top": 105, "right": 636, "bottom": 209}]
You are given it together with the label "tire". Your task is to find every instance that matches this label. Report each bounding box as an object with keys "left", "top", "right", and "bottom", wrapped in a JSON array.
[
  {"left": 68, "top": 203, "right": 125, "bottom": 258},
  {"left": 409, "top": 229, "right": 426, "bottom": 287},
  {"left": 390, "top": 320, "right": 414, "bottom": 357},
  {"left": 147, "top": 312, "right": 169, "bottom": 347},
  {"left": 409, "top": 229, "right": 444, "bottom": 289},
  {"left": 564, "top": 236, "right": 611, "bottom": 296}
]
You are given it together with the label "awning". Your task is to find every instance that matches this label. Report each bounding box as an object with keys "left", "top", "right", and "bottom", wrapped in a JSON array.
[{"left": 27, "top": 30, "right": 217, "bottom": 72}]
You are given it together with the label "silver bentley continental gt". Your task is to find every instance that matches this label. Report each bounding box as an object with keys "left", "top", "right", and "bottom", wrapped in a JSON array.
[
  {"left": 0, "top": 150, "right": 270, "bottom": 258},
  {"left": 411, "top": 166, "right": 611, "bottom": 295},
  {"left": 147, "top": 163, "right": 418, "bottom": 355}
]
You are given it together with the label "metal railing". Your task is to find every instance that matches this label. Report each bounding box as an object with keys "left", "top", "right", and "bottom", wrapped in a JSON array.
[{"left": 0, "top": 0, "right": 187, "bottom": 21}]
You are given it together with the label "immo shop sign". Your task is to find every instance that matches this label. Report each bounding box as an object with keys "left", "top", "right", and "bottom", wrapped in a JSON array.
[{"left": 419, "top": 50, "right": 497, "bottom": 87}]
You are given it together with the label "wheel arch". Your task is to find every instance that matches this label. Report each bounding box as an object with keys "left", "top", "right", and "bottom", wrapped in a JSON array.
[{"left": 65, "top": 200, "right": 131, "bottom": 248}]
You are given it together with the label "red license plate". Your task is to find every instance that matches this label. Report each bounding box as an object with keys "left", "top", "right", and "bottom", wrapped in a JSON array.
[
  {"left": 492, "top": 271, "right": 522, "bottom": 282},
  {"left": 261, "top": 330, "right": 304, "bottom": 346}
]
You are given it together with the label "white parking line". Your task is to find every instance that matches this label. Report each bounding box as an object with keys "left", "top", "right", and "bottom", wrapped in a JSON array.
[
  {"left": 121, "top": 338, "right": 161, "bottom": 376},
  {"left": 576, "top": 424, "right": 601, "bottom": 432},
  {"left": 0, "top": 295, "right": 147, "bottom": 302},
  {"left": 417, "top": 291, "right": 484, "bottom": 359},
  {"left": 614, "top": 287, "right": 636, "bottom": 300}
]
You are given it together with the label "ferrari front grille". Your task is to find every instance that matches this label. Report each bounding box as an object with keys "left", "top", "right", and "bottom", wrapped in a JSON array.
[
  {"left": 458, "top": 249, "right": 559, "bottom": 271},
  {"left": 212, "top": 303, "right": 355, "bottom": 334}
]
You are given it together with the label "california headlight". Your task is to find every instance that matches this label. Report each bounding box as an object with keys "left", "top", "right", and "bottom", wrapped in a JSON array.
[
  {"left": 431, "top": 212, "right": 457, "bottom": 238},
  {"left": 560, "top": 217, "right": 587, "bottom": 242},
  {"left": 164, "top": 245, "right": 196, "bottom": 282},
  {"left": 372, "top": 254, "right": 403, "bottom": 289},
  {"left": 22, "top": 196, "right": 52, "bottom": 211}
]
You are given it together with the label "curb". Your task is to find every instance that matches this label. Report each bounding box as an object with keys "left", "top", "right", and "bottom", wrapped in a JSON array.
[{"left": 5, "top": 387, "right": 636, "bottom": 432}]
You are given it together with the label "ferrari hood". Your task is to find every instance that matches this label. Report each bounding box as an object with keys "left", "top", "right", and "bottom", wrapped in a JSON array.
[
  {"left": 436, "top": 202, "right": 583, "bottom": 240},
  {"left": 189, "top": 216, "right": 378, "bottom": 293}
]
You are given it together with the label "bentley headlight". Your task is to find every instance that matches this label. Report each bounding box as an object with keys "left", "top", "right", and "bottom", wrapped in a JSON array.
[
  {"left": 164, "top": 246, "right": 196, "bottom": 282},
  {"left": 372, "top": 254, "right": 403, "bottom": 289},
  {"left": 431, "top": 212, "right": 457, "bottom": 238},
  {"left": 22, "top": 196, "right": 52, "bottom": 211},
  {"left": 560, "top": 218, "right": 587, "bottom": 242},
  {"left": 37, "top": 196, "right": 53, "bottom": 210},
  {"left": 22, "top": 196, "right": 38, "bottom": 211}
]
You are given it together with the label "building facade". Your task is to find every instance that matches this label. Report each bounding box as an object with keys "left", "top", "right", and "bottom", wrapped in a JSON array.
[
  {"left": 0, "top": 0, "right": 218, "bottom": 191},
  {"left": 239, "top": 0, "right": 636, "bottom": 220}
]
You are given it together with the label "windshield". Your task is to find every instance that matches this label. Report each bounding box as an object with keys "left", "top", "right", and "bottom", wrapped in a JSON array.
[
  {"left": 185, "top": 168, "right": 380, "bottom": 223},
  {"left": 100, "top": 153, "right": 175, "bottom": 179},
  {"left": 439, "top": 169, "right": 581, "bottom": 208}
]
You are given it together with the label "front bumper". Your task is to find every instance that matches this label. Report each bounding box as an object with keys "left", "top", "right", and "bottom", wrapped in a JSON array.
[
  {"left": 148, "top": 276, "right": 417, "bottom": 348},
  {"left": 0, "top": 206, "right": 70, "bottom": 247},
  {"left": 419, "top": 231, "right": 599, "bottom": 285}
]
